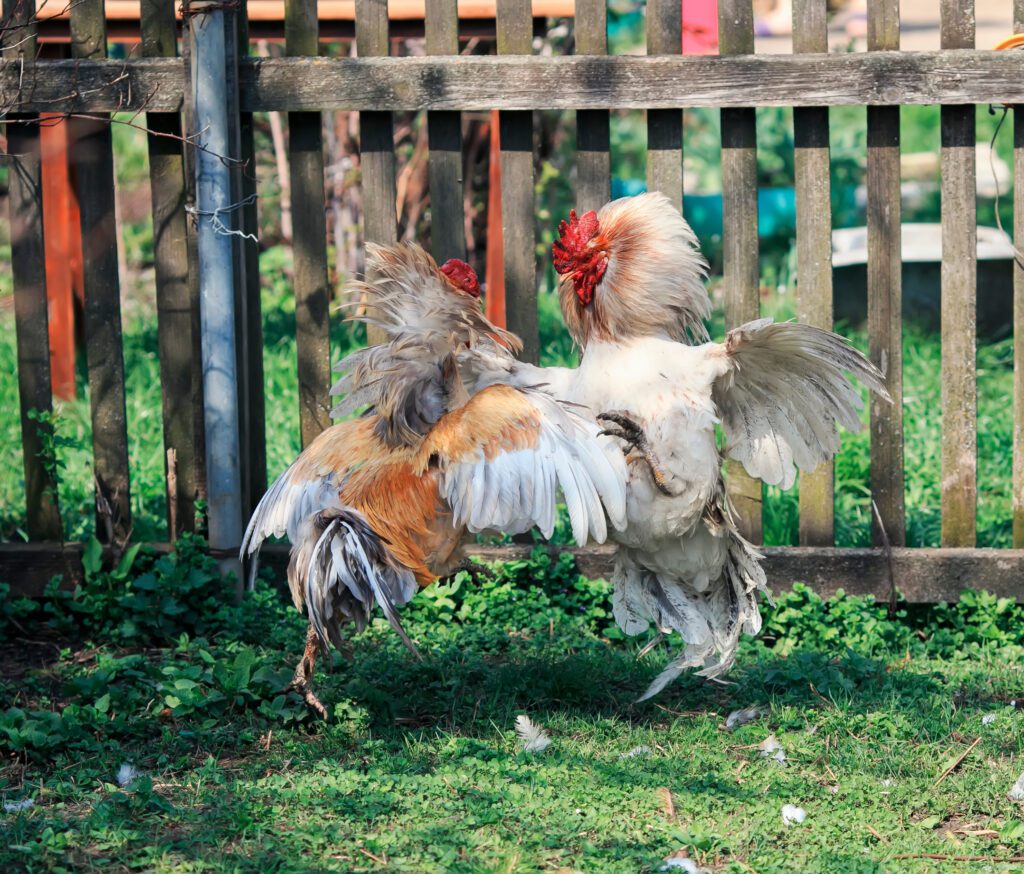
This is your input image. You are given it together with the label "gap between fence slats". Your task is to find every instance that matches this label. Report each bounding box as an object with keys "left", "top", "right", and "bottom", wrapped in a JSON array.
[
  {"left": 3, "top": 0, "right": 62, "bottom": 541},
  {"left": 867, "top": 0, "right": 905, "bottom": 547},
  {"left": 792, "top": 0, "right": 834, "bottom": 546},
  {"left": 718, "top": 0, "right": 761, "bottom": 544},
  {"left": 69, "top": 0, "right": 133, "bottom": 544},
  {"left": 287, "top": 0, "right": 333, "bottom": 446},
  {"left": 425, "top": 0, "right": 467, "bottom": 262},
  {"left": 645, "top": 0, "right": 681, "bottom": 208},
  {"left": 357, "top": 0, "right": 397, "bottom": 347},
  {"left": 497, "top": 0, "right": 539, "bottom": 363},
  {"left": 141, "top": 0, "right": 198, "bottom": 538},
  {"left": 235, "top": 1, "right": 268, "bottom": 514},
  {"left": 940, "top": 0, "right": 977, "bottom": 548},
  {"left": 179, "top": 24, "right": 208, "bottom": 512},
  {"left": 574, "top": 0, "right": 609, "bottom": 214}
]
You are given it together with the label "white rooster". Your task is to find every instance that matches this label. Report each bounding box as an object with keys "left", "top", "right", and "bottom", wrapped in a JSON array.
[{"left": 462, "top": 192, "right": 889, "bottom": 699}]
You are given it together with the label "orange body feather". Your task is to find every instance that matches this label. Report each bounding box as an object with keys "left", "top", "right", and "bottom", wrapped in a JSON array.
[{"left": 285, "top": 386, "right": 545, "bottom": 590}]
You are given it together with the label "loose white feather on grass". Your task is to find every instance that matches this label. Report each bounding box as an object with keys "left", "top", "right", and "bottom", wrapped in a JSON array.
[
  {"left": 620, "top": 745, "right": 652, "bottom": 760},
  {"left": 782, "top": 804, "right": 807, "bottom": 826},
  {"left": 515, "top": 714, "right": 552, "bottom": 753},
  {"left": 759, "top": 734, "right": 786, "bottom": 765},
  {"left": 724, "top": 707, "right": 763, "bottom": 731},
  {"left": 659, "top": 858, "right": 708, "bottom": 873},
  {"left": 116, "top": 763, "right": 141, "bottom": 788}
]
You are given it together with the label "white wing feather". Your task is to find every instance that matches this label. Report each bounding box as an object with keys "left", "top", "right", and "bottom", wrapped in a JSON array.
[
  {"left": 713, "top": 319, "right": 889, "bottom": 489},
  {"left": 439, "top": 393, "right": 627, "bottom": 546},
  {"left": 240, "top": 461, "right": 341, "bottom": 574}
]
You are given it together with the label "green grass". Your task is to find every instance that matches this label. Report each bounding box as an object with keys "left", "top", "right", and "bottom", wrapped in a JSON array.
[{"left": 3, "top": 545, "right": 1024, "bottom": 873}]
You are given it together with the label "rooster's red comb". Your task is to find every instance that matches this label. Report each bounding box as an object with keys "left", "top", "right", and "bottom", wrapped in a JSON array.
[
  {"left": 552, "top": 209, "right": 607, "bottom": 306},
  {"left": 439, "top": 258, "right": 481, "bottom": 298}
]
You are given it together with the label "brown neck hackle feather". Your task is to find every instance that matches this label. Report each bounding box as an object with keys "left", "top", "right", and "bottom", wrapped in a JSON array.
[
  {"left": 332, "top": 243, "right": 523, "bottom": 448},
  {"left": 554, "top": 192, "right": 712, "bottom": 348}
]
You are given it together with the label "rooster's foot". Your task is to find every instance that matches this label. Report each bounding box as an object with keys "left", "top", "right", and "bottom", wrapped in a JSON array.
[
  {"left": 441, "top": 559, "right": 487, "bottom": 588},
  {"left": 597, "top": 410, "right": 679, "bottom": 497},
  {"left": 287, "top": 625, "right": 329, "bottom": 720}
]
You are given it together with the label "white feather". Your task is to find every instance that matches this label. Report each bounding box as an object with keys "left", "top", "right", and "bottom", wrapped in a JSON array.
[{"left": 514, "top": 714, "right": 552, "bottom": 753}]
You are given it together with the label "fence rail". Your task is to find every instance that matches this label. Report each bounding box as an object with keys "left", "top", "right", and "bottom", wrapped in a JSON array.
[
  {"left": 5, "top": 541, "right": 1024, "bottom": 604},
  {"left": 2, "top": 0, "right": 1023, "bottom": 601},
  {"left": 4, "top": 50, "right": 1024, "bottom": 113}
]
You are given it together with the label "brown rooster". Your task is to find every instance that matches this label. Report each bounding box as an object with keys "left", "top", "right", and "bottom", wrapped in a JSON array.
[{"left": 241, "top": 243, "right": 626, "bottom": 715}]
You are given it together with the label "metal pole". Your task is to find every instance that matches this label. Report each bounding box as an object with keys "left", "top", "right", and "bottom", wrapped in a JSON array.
[{"left": 188, "top": 2, "right": 244, "bottom": 595}]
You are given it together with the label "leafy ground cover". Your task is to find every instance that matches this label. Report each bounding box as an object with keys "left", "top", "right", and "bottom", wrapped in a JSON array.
[{"left": 2, "top": 542, "right": 1024, "bottom": 872}]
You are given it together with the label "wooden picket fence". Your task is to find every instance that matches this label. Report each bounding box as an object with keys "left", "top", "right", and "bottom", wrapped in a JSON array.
[{"left": 1, "top": 0, "right": 1023, "bottom": 602}]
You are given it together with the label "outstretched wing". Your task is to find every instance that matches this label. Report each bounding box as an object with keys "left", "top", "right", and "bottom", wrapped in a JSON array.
[
  {"left": 422, "top": 384, "right": 627, "bottom": 546},
  {"left": 712, "top": 318, "right": 889, "bottom": 490},
  {"left": 240, "top": 419, "right": 376, "bottom": 598}
]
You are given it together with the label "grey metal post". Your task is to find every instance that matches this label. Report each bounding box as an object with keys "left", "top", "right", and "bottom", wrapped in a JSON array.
[{"left": 188, "top": 2, "right": 244, "bottom": 595}]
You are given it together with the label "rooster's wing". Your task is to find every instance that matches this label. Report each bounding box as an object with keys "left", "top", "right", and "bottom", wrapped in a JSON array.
[
  {"left": 423, "top": 384, "right": 627, "bottom": 546},
  {"left": 712, "top": 318, "right": 889, "bottom": 490}
]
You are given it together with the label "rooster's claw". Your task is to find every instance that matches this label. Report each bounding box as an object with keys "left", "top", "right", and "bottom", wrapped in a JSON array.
[
  {"left": 597, "top": 410, "right": 649, "bottom": 451},
  {"left": 596, "top": 410, "right": 678, "bottom": 497}
]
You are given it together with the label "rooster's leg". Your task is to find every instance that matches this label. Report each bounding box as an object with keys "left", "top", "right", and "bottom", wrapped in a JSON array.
[
  {"left": 288, "top": 625, "right": 329, "bottom": 720},
  {"left": 597, "top": 411, "right": 681, "bottom": 497},
  {"left": 439, "top": 558, "right": 487, "bottom": 588}
]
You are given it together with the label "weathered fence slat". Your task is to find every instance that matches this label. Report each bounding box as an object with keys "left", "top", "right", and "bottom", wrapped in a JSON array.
[
  {"left": 287, "top": 0, "right": 332, "bottom": 445},
  {"left": 497, "top": 0, "right": 539, "bottom": 363},
  {"left": 425, "top": 0, "right": 467, "bottom": 262},
  {"left": 356, "top": 0, "right": 397, "bottom": 347},
  {"left": 574, "top": 0, "right": 609, "bottom": 213},
  {"left": 235, "top": 0, "right": 268, "bottom": 511},
  {"left": 9, "top": 52, "right": 1024, "bottom": 113},
  {"left": 3, "top": 0, "right": 62, "bottom": 541},
  {"left": 645, "top": 0, "right": 682, "bottom": 208},
  {"left": 718, "top": 0, "right": 762, "bottom": 544},
  {"left": 69, "top": 0, "right": 132, "bottom": 543},
  {"left": 141, "top": 0, "right": 197, "bottom": 538},
  {"left": 867, "top": 0, "right": 905, "bottom": 547},
  {"left": 792, "top": 0, "right": 834, "bottom": 546},
  {"left": 1010, "top": 0, "right": 1024, "bottom": 551},
  {"left": 940, "top": 0, "right": 977, "bottom": 547}
]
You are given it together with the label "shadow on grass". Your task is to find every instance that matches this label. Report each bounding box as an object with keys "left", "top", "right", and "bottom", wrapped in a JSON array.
[{"left": 306, "top": 631, "right": 949, "bottom": 739}]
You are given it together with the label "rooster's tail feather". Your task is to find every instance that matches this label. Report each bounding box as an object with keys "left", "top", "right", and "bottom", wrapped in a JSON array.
[
  {"left": 301, "top": 508, "right": 420, "bottom": 658},
  {"left": 613, "top": 532, "right": 769, "bottom": 702}
]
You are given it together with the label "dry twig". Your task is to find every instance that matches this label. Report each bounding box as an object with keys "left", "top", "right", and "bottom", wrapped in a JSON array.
[{"left": 931, "top": 736, "right": 982, "bottom": 789}]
